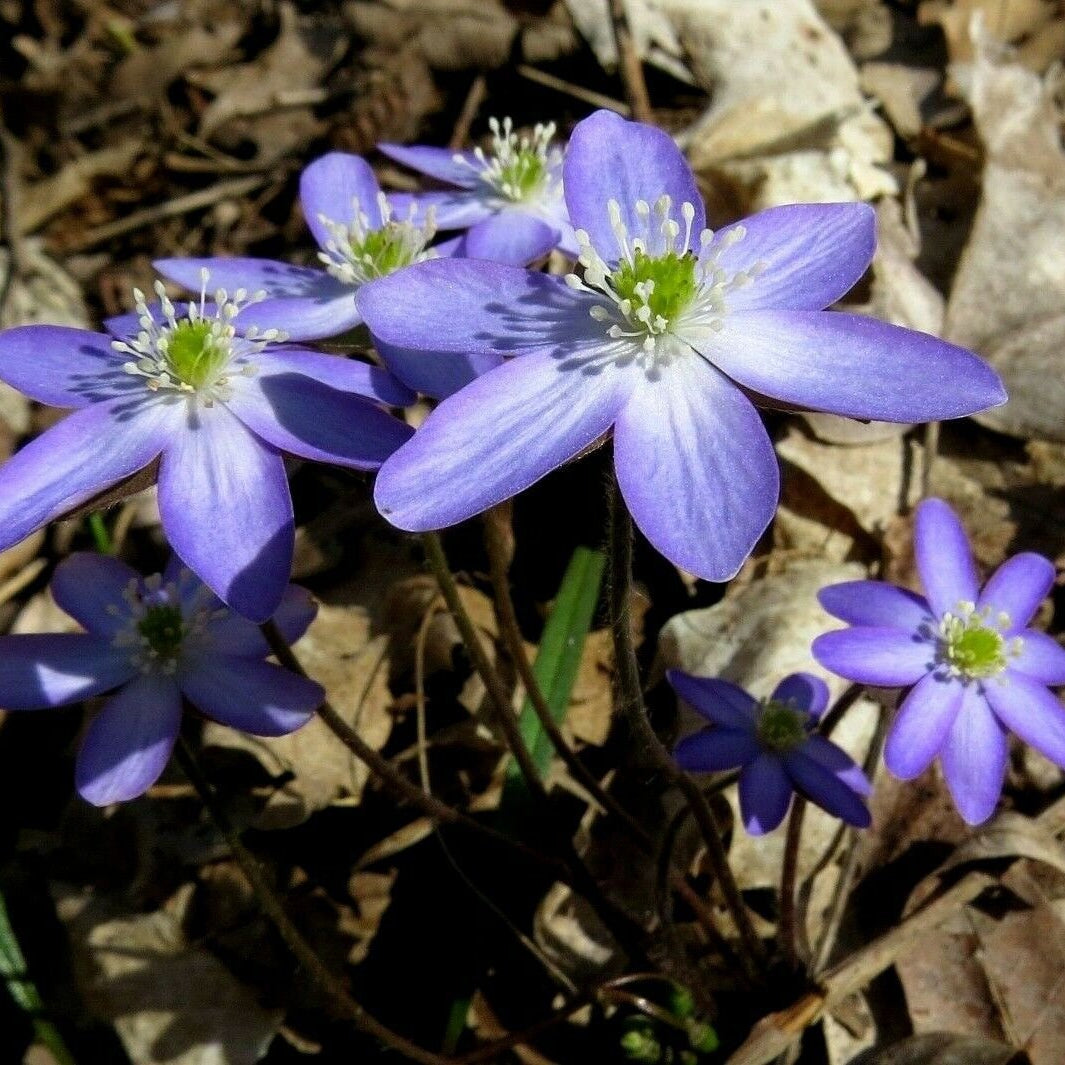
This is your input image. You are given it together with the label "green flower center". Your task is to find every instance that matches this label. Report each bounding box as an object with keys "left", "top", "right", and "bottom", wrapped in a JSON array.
[
  {"left": 611, "top": 249, "right": 698, "bottom": 332},
  {"left": 357, "top": 224, "right": 425, "bottom": 278},
  {"left": 137, "top": 605, "right": 184, "bottom": 659},
  {"left": 494, "top": 149, "right": 548, "bottom": 202},
  {"left": 166, "top": 320, "right": 229, "bottom": 390},
  {"left": 940, "top": 604, "right": 1013, "bottom": 680},
  {"left": 755, "top": 700, "right": 809, "bottom": 753}
]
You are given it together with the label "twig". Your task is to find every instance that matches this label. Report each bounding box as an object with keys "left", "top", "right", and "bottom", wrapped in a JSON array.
[
  {"left": 920, "top": 421, "right": 940, "bottom": 500},
  {"left": 259, "top": 619, "right": 564, "bottom": 875},
  {"left": 450, "top": 75, "right": 487, "bottom": 150},
  {"left": 516, "top": 65, "right": 631, "bottom": 116},
  {"left": 173, "top": 739, "right": 457, "bottom": 1065},
  {"left": 608, "top": 0, "right": 653, "bottom": 123},
  {"left": 0, "top": 112, "right": 26, "bottom": 327},
  {"left": 606, "top": 475, "right": 765, "bottom": 977}
]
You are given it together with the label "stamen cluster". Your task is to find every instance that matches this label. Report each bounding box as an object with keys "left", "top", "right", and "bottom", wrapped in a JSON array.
[
  {"left": 455, "top": 117, "right": 561, "bottom": 204},
  {"left": 754, "top": 699, "right": 811, "bottom": 753},
  {"left": 113, "top": 272, "right": 280, "bottom": 403},
  {"left": 565, "top": 196, "right": 765, "bottom": 355},
  {"left": 318, "top": 193, "right": 437, "bottom": 287},
  {"left": 938, "top": 601, "right": 1021, "bottom": 681}
]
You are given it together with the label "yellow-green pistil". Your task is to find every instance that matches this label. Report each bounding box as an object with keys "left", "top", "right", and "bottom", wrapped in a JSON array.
[
  {"left": 611, "top": 249, "right": 698, "bottom": 328},
  {"left": 137, "top": 604, "right": 184, "bottom": 659},
  {"left": 166, "top": 320, "right": 229, "bottom": 390},
  {"left": 755, "top": 700, "right": 809, "bottom": 754},
  {"left": 939, "top": 605, "right": 1014, "bottom": 680}
]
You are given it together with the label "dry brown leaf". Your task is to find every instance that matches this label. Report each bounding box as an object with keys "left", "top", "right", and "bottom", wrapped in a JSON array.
[
  {"left": 54, "top": 883, "right": 280, "bottom": 1065},
  {"left": 202, "top": 602, "right": 394, "bottom": 829},
  {"left": 919, "top": 0, "right": 1062, "bottom": 68},
  {"left": 846, "top": 1033, "right": 1016, "bottom": 1064}
]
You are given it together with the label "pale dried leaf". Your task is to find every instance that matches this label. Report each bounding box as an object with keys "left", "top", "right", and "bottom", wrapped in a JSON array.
[{"left": 847, "top": 1032, "right": 1015, "bottom": 1064}]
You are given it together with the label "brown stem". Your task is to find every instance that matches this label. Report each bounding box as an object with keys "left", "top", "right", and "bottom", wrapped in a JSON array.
[
  {"left": 174, "top": 739, "right": 456, "bottom": 1065},
  {"left": 778, "top": 796, "right": 807, "bottom": 971},
  {"left": 259, "top": 619, "right": 564, "bottom": 876},
  {"left": 606, "top": 475, "right": 765, "bottom": 977},
  {"left": 608, "top": 0, "right": 653, "bottom": 123}
]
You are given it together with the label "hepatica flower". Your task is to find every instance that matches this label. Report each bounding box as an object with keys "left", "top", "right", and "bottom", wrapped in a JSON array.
[
  {"left": 0, "top": 278, "right": 413, "bottom": 621},
  {"left": 156, "top": 153, "right": 442, "bottom": 342},
  {"left": 0, "top": 553, "right": 322, "bottom": 805},
  {"left": 360, "top": 109, "right": 1005, "bottom": 581},
  {"left": 814, "top": 498, "right": 1065, "bottom": 824},
  {"left": 670, "top": 670, "right": 871, "bottom": 834},
  {"left": 382, "top": 116, "right": 578, "bottom": 266}
]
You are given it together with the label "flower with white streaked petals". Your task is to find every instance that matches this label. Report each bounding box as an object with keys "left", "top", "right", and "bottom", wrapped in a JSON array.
[
  {"left": 814, "top": 497, "right": 1065, "bottom": 825},
  {"left": 358, "top": 109, "right": 1006, "bottom": 583},
  {"left": 0, "top": 554, "right": 322, "bottom": 806},
  {"left": 670, "top": 670, "right": 871, "bottom": 835}
]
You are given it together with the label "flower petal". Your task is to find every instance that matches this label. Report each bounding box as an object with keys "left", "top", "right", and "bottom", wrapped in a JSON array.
[
  {"left": 914, "top": 498, "right": 980, "bottom": 618},
  {"left": 356, "top": 257, "right": 606, "bottom": 357},
  {"left": 179, "top": 652, "right": 321, "bottom": 735},
  {"left": 666, "top": 670, "right": 757, "bottom": 730},
  {"left": 1011, "top": 631, "right": 1065, "bottom": 686},
  {"left": 51, "top": 553, "right": 141, "bottom": 637},
  {"left": 378, "top": 143, "right": 480, "bottom": 188},
  {"left": 157, "top": 405, "right": 293, "bottom": 622},
  {"left": 613, "top": 357, "right": 778, "bottom": 582},
  {"left": 941, "top": 686, "right": 1009, "bottom": 825},
  {"left": 977, "top": 552, "right": 1055, "bottom": 630},
  {"left": 76, "top": 674, "right": 182, "bottom": 805},
  {"left": 204, "top": 584, "right": 317, "bottom": 657},
  {"left": 226, "top": 370, "right": 413, "bottom": 470},
  {"left": 784, "top": 746, "right": 871, "bottom": 827},
  {"left": 387, "top": 190, "right": 493, "bottom": 231},
  {"left": 564, "top": 110, "right": 704, "bottom": 259},
  {"left": 300, "top": 153, "right": 383, "bottom": 250},
  {"left": 674, "top": 728, "right": 760, "bottom": 772},
  {"left": 772, "top": 673, "right": 830, "bottom": 717},
  {"left": 884, "top": 671, "right": 964, "bottom": 779},
  {"left": 375, "top": 347, "right": 633, "bottom": 532},
  {"left": 710, "top": 203, "right": 876, "bottom": 312},
  {"left": 693, "top": 311, "right": 1006, "bottom": 422},
  {"left": 738, "top": 755, "right": 793, "bottom": 835},
  {"left": 256, "top": 348, "right": 414, "bottom": 406},
  {"left": 463, "top": 212, "right": 559, "bottom": 265},
  {"left": 985, "top": 669, "right": 1065, "bottom": 768},
  {"left": 818, "top": 580, "right": 933, "bottom": 631},
  {"left": 0, "top": 634, "right": 134, "bottom": 708},
  {"left": 0, "top": 326, "right": 133, "bottom": 407},
  {"left": 812, "top": 627, "right": 934, "bottom": 686},
  {"left": 373, "top": 337, "right": 503, "bottom": 400},
  {"left": 153, "top": 258, "right": 360, "bottom": 342},
  {"left": 0, "top": 398, "right": 174, "bottom": 555},
  {"left": 800, "top": 734, "right": 872, "bottom": 796}
]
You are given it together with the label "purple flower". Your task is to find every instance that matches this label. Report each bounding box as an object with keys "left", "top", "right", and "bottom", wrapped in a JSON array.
[
  {"left": 155, "top": 152, "right": 445, "bottom": 343},
  {"left": 813, "top": 497, "right": 1065, "bottom": 825},
  {"left": 669, "top": 670, "right": 872, "bottom": 834},
  {"left": 0, "top": 553, "right": 322, "bottom": 805},
  {"left": 358, "top": 109, "right": 1006, "bottom": 581},
  {"left": 381, "top": 117, "right": 578, "bottom": 267},
  {"left": 0, "top": 280, "right": 414, "bottom": 621}
]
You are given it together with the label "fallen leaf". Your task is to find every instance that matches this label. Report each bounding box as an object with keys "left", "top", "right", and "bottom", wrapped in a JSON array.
[{"left": 846, "top": 1032, "right": 1016, "bottom": 1064}]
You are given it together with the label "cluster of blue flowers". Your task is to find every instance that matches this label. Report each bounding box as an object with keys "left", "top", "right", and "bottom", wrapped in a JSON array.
[{"left": 0, "top": 107, "right": 1058, "bottom": 829}]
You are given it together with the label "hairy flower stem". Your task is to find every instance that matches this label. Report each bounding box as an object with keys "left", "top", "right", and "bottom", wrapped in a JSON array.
[
  {"left": 606, "top": 474, "right": 766, "bottom": 978},
  {"left": 173, "top": 738, "right": 456, "bottom": 1065},
  {"left": 258, "top": 619, "right": 563, "bottom": 876},
  {"left": 420, "top": 531, "right": 652, "bottom": 961}
]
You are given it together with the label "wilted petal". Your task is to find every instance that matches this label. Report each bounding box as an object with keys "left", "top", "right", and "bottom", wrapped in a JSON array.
[
  {"left": 666, "top": 670, "right": 757, "bottom": 730},
  {"left": 738, "top": 755, "right": 793, "bottom": 835},
  {"left": 883, "top": 672, "right": 963, "bottom": 779},
  {"left": 813, "top": 627, "right": 934, "bottom": 686},
  {"left": 158, "top": 405, "right": 292, "bottom": 622},
  {"left": 818, "top": 580, "right": 933, "bottom": 631},
  {"left": 711, "top": 202, "right": 876, "bottom": 312},
  {"left": 986, "top": 669, "right": 1065, "bottom": 768},
  {"left": 941, "top": 686, "right": 1009, "bottom": 825},
  {"left": 179, "top": 652, "right": 321, "bottom": 735},
  {"left": 914, "top": 498, "right": 980, "bottom": 618},
  {"left": 613, "top": 357, "right": 778, "bottom": 582},
  {"left": 375, "top": 347, "right": 633, "bottom": 532},
  {"left": 0, "top": 634, "right": 134, "bottom": 709},
  {"left": 977, "top": 552, "right": 1055, "bottom": 630},
  {"left": 76, "top": 674, "right": 182, "bottom": 804},
  {"left": 674, "top": 728, "right": 760, "bottom": 772},
  {"left": 692, "top": 311, "right": 1006, "bottom": 423},
  {"left": 564, "top": 110, "right": 704, "bottom": 260}
]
